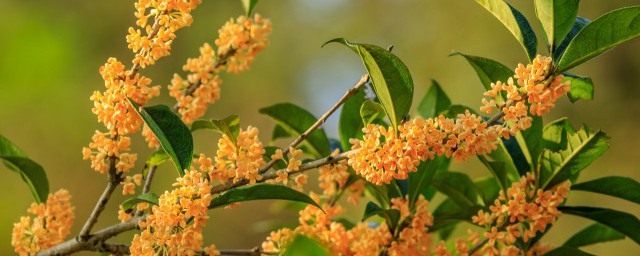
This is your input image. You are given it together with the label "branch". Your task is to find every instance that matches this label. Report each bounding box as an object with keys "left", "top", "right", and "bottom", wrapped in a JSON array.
[
  {"left": 37, "top": 216, "right": 143, "bottom": 256},
  {"left": 258, "top": 74, "right": 369, "bottom": 174},
  {"left": 78, "top": 156, "right": 122, "bottom": 240}
]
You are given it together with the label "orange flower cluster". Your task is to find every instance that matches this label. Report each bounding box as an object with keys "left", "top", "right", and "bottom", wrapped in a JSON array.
[
  {"left": 262, "top": 193, "right": 392, "bottom": 255},
  {"left": 467, "top": 174, "right": 570, "bottom": 255},
  {"left": 169, "top": 43, "right": 222, "bottom": 124},
  {"left": 348, "top": 55, "right": 570, "bottom": 185},
  {"left": 215, "top": 14, "right": 272, "bottom": 74},
  {"left": 82, "top": 131, "right": 137, "bottom": 174},
  {"left": 128, "top": 0, "right": 203, "bottom": 68},
  {"left": 130, "top": 170, "right": 219, "bottom": 255},
  {"left": 170, "top": 14, "right": 271, "bottom": 124},
  {"left": 270, "top": 147, "right": 309, "bottom": 190},
  {"left": 317, "top": 150, "right": 350, "bottom": 196},
  {"left": 481, "top": 55, "right": 571, "bottom": 133},
  {"left": 208, "top": 126, "right": 266, "bottom": 184},
  {"left": 349, "top": 111, "right": 500, "bottom": 185},
  {"left": 12, "top": 189, "right": 75, "bottom": 256},
  {"left": 388, "top": 196, "right": 434, "bottom": 255}
]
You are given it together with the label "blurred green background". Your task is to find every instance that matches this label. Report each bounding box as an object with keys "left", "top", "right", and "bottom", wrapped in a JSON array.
[{"left": 1, "top": 0, "right": 639, "bottom": 255}]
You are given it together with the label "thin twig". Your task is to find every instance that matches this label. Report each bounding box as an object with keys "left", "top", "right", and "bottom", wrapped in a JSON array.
[
  {"left": 258, "top": 74, "right": 369, "bottom": 174},
  {"left": 37, "top": 216, "right": 143, "bottom": 256},
  {"left": 135, "top": 165, "right": 158, "bottom": 216},
  {"left": 78, "top": 156, "right": 122, "bottom": 240}
]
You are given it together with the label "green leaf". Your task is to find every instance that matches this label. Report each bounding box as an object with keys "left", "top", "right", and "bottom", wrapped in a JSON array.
[
  {"left": 475, "top": 176, "right": 501, "bottom": 207},
  {"left": 191, "top": 115, "right": 240, "bottom": 145},
  {"left": 540, "top": 127, "right": 609, "bottom": 189},
  {"left": 339, "top": 89, "right": 366, "bottom": 150},
  {"left": 477, "top": 156, "right": 511, "bottom": 196},
  {"left": 271, "top": 124, "right": 291, "bottom": 141},
  {"left": 534, "top": 0, "right": 580, "bottom": 49},
  {"left": 557, "top": 6, "right": 640, "bottom": 73},
  {"left": 408, "top": 156, "right": 450, "bottom": 208},
  {"left": 1, "top": 156, "right": 49, "bottom": 204},
  {"left": 360, "top": 99, "right": 385, "bottom": 126},
  {"left": 283, "top": 235, "right": 330, "bottom": 256},
  {"left": 432, "top": 198, "right": 482, "bottom": 231},
  {"left": 564, "top": 223, "right": 625, "bottom": 248},
  {"left": 325, "top": 38, "right": 414, "bottom": 130},
  {"left": 332, "top": 218, "right": 356, "bottom": 230},
  {"left": 362, "top": 201, "right": 401, "bottom": 230},
  {"left": 146, "top": 150, "right": 169, "bottom": 166},
  {"left": 263, "top": 146, "right": 287, "bottom": 170},
  {"left": 129, "top": 100, "right": 193, "bottom": 176},
  {"left": 559, "top": 206, "right": 640, "bottom": 244},
  {"left": 209, "top": 183, "right": 322, "bottom": 210},
  {"left": 541, "top": 118, "right": 574, "bottom": 152},
  {"left": 0, "top": 134, "right": 27, "bottom": 157},
  {"left": 553, "top": 17, "right": 590, "bottom": 61},
  {"left": 474, "top": 0, "right": 538, "bottom": 60},
  {"left": 416, "top": 80, "right": 451, "bottom": 118},
  {"left": 519, "top": 116, "right": 543, "bottom": 168},
  {"left": 451, "top": 53, "right": 514, "bottom": 93},
  {"left": 0, "top": 134, "right": 49, "bottom": 203},
  {"left": 121, "top": 193, "right": 159, "bottom": 211},
  {"left": 259, "top": 103, "right": 330, "bottom": 158},
  {"left": 564, "top": 73, "right": 594, "bottom": 102},
  {"left": 443, "top": 104, "right": 480, "bottom": 118},
  {"left": 545, "top": 247, "right": 594, "bottom": 256},
  {"left": 431, "top": 171, "right": 481, "bottom": 209},
  {"left": 572, "top": 176, "right": 640, "bottom": 205},
  {"left": 241, "top": 0, "right": 260, "bottom": 16}
]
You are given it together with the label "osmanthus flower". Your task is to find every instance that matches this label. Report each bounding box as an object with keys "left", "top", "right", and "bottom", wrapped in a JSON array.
[
  {"left": 82, "top": 131, "right": 137, "bottom": 174},
  {"left": 12, "top": 189, "right": 75, "bottom": 256},
  {"left": 210, "top": 126, "right": 266, "bottom": 184},
  {"left": 127, "top": 0, "right": 203, "bottom": 68},
  {"left": 432, "top": 173, "right": 571, "bottom": 255},
  {"left": 130, "top": 170, "right": 220, "bottom": 255},
  {"left": 169, "top": 43, "right": 222, "bottom": 124},
  {"left": 92, "top": 58, "right": 161, "bottom": 136},
  {"left": 215, "top": 14, "right": 272, "bottom": 74},
  {"left": 387, "top": 195, "right": 434, "bottom": 256},
  {"left": 317, "top": 149, "right": 350, "bottom": 196},
  {"left": 348, "top": 55, "right": 570, "bottom": 185},
  {"left": 261, "top": 193, "right": 392, "bottom": 255}
]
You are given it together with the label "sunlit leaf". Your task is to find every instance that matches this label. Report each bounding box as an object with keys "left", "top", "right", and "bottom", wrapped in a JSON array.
[
  {"left": 121, "top": 193, "right": 159, "bottom": 211},
  {"left": 534, "top": 0, "right": 579, "bottom": 48},
  {"left": 0, "top": 134, "right": 49, "bottom": 203},
  {"left": 416, "top": 80, "right": 451, "bottom": 118},
  {"left": 209, "top": 183, "right": 322, "bottom": 210},
  {"left": 572, "top": 176, "right": 640, "bottom": 204},
  {"left": 560, "top": 206, "right": 640, "bottom": 244},
  {"left": 283, "top": 235, "right": 330, "bottom": 256},
  {"left": 360, "top": 99, "right": 385, "bottom": 126},
  {"left": 564, "top": 73, "right": 594, "bottom": 102}
]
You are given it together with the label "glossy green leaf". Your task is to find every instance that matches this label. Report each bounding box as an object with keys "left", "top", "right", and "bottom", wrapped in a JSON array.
[
  {"left": 564, "top": 223, "right": 625, "bottom": 248},
  {"left": 431, "top": 171, "right": 482, "bottom": 209},
  {"left": 408, "top": 156, "right": 450, "bottom": 208},
  {"left": 191, "top": 115, "right": 240, "bottom": 145},
  {"left": 540, "top": 127, "right": 609, "bottom": 189},
  {"left": 121, "top": 193, "right": 159, "bottom": 211},
  {"left": 283, "top": 235, "right": 330, "bottom": 256},
  {"left": 362, "top": 201, "right": 401, "bottom": 230},
  {"left": 572, "top": 176, "right": 640, "bottom": 204},
  {"left": 416, "top": 80, "right": 451, "bottom": 118},
  {"left": 0, "top": 134, "right": 49, "bottom": 203},
  {"left": 1, "top": 156, "right": 49, "bottom": 203},
  {"left": 260, "top": 103, "right": 330, "bottom": 158},
  {"left": 241, "top": 0, "right": 260, "bottom": 16},
  {"left": 541, "top": 118, "right": 574, "bottom": 152},
  {"left": 271, "top": 124, "right": 291, "bottom": 141},
  {"left": 557, "top": 6, "right": 640, "bottom": 73},
  {"left": 506, "top": 133, "right": 532, "bottom": 176},
  {"left": 451, "top": 52, "right": 514, "bottom": 94},
  {"left": 325, "top": 38, "right": 414, "bottom": 130},
  {"left": 519, "top": 116, "right": 543, "bottom": 168},
  {"left": 475, "top": 176, "right": 501, "bottom": 207},
  {"left": 534, "top": 0, "right": 579, "bottom": 48},
  {"left": 564, "top": 73, "right": 594, "bottom": 102},
  {"left": 477, "top": 156, "right": 510, "bottom": 195},
  {"left": 545, "top": 247, "right": 594, "bottom": 256},
  {"left": 474, "top": 0, "right": 538, "bottom": 60},
  {"left": 209, "top": 183, "right": 322, "bottom": 210},
  {"left": 360, "top": 99, "right": 385, "bottom": 126},
  {"left": 129, "top": 100, "right": 193, "bottom": 176},
  {"left": 559, "top": 206, "right": 640, "bottom": 244},
  {"left": 553, "top": 17, "right": 590, "bottom": 61},
  {"left": 339, "top": 89, "right": 366, "bottom": 150},
  {"left": 432, "top": 198, "right": 482, "bottom": 231}
]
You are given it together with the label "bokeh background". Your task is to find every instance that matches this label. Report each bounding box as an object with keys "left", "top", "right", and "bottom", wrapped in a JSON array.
[{"left": 1, "top": 0, "right": 639, "bottom": 255}]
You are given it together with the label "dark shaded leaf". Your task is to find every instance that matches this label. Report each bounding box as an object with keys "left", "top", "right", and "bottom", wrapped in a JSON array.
[
  {"left": 339, "top": 89, "right": 366, "bottom": 150},
  {"left": 129, "top": 100, "right": 193, "bottom": 175},
  {"left": 560, "top": 206, "right": 640, "bottom": 244},
  {"left": 564, "top": 223, "right": 625, "bottom": 248},
  {"left": 416, "top": 80, "right": 451, "bottom": 118},
  {"left": 572, "top": 176, "right": 640, "bottom": 204},
  {"left": 209, "top": 183, "right": 322, "bottom": 210}
]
